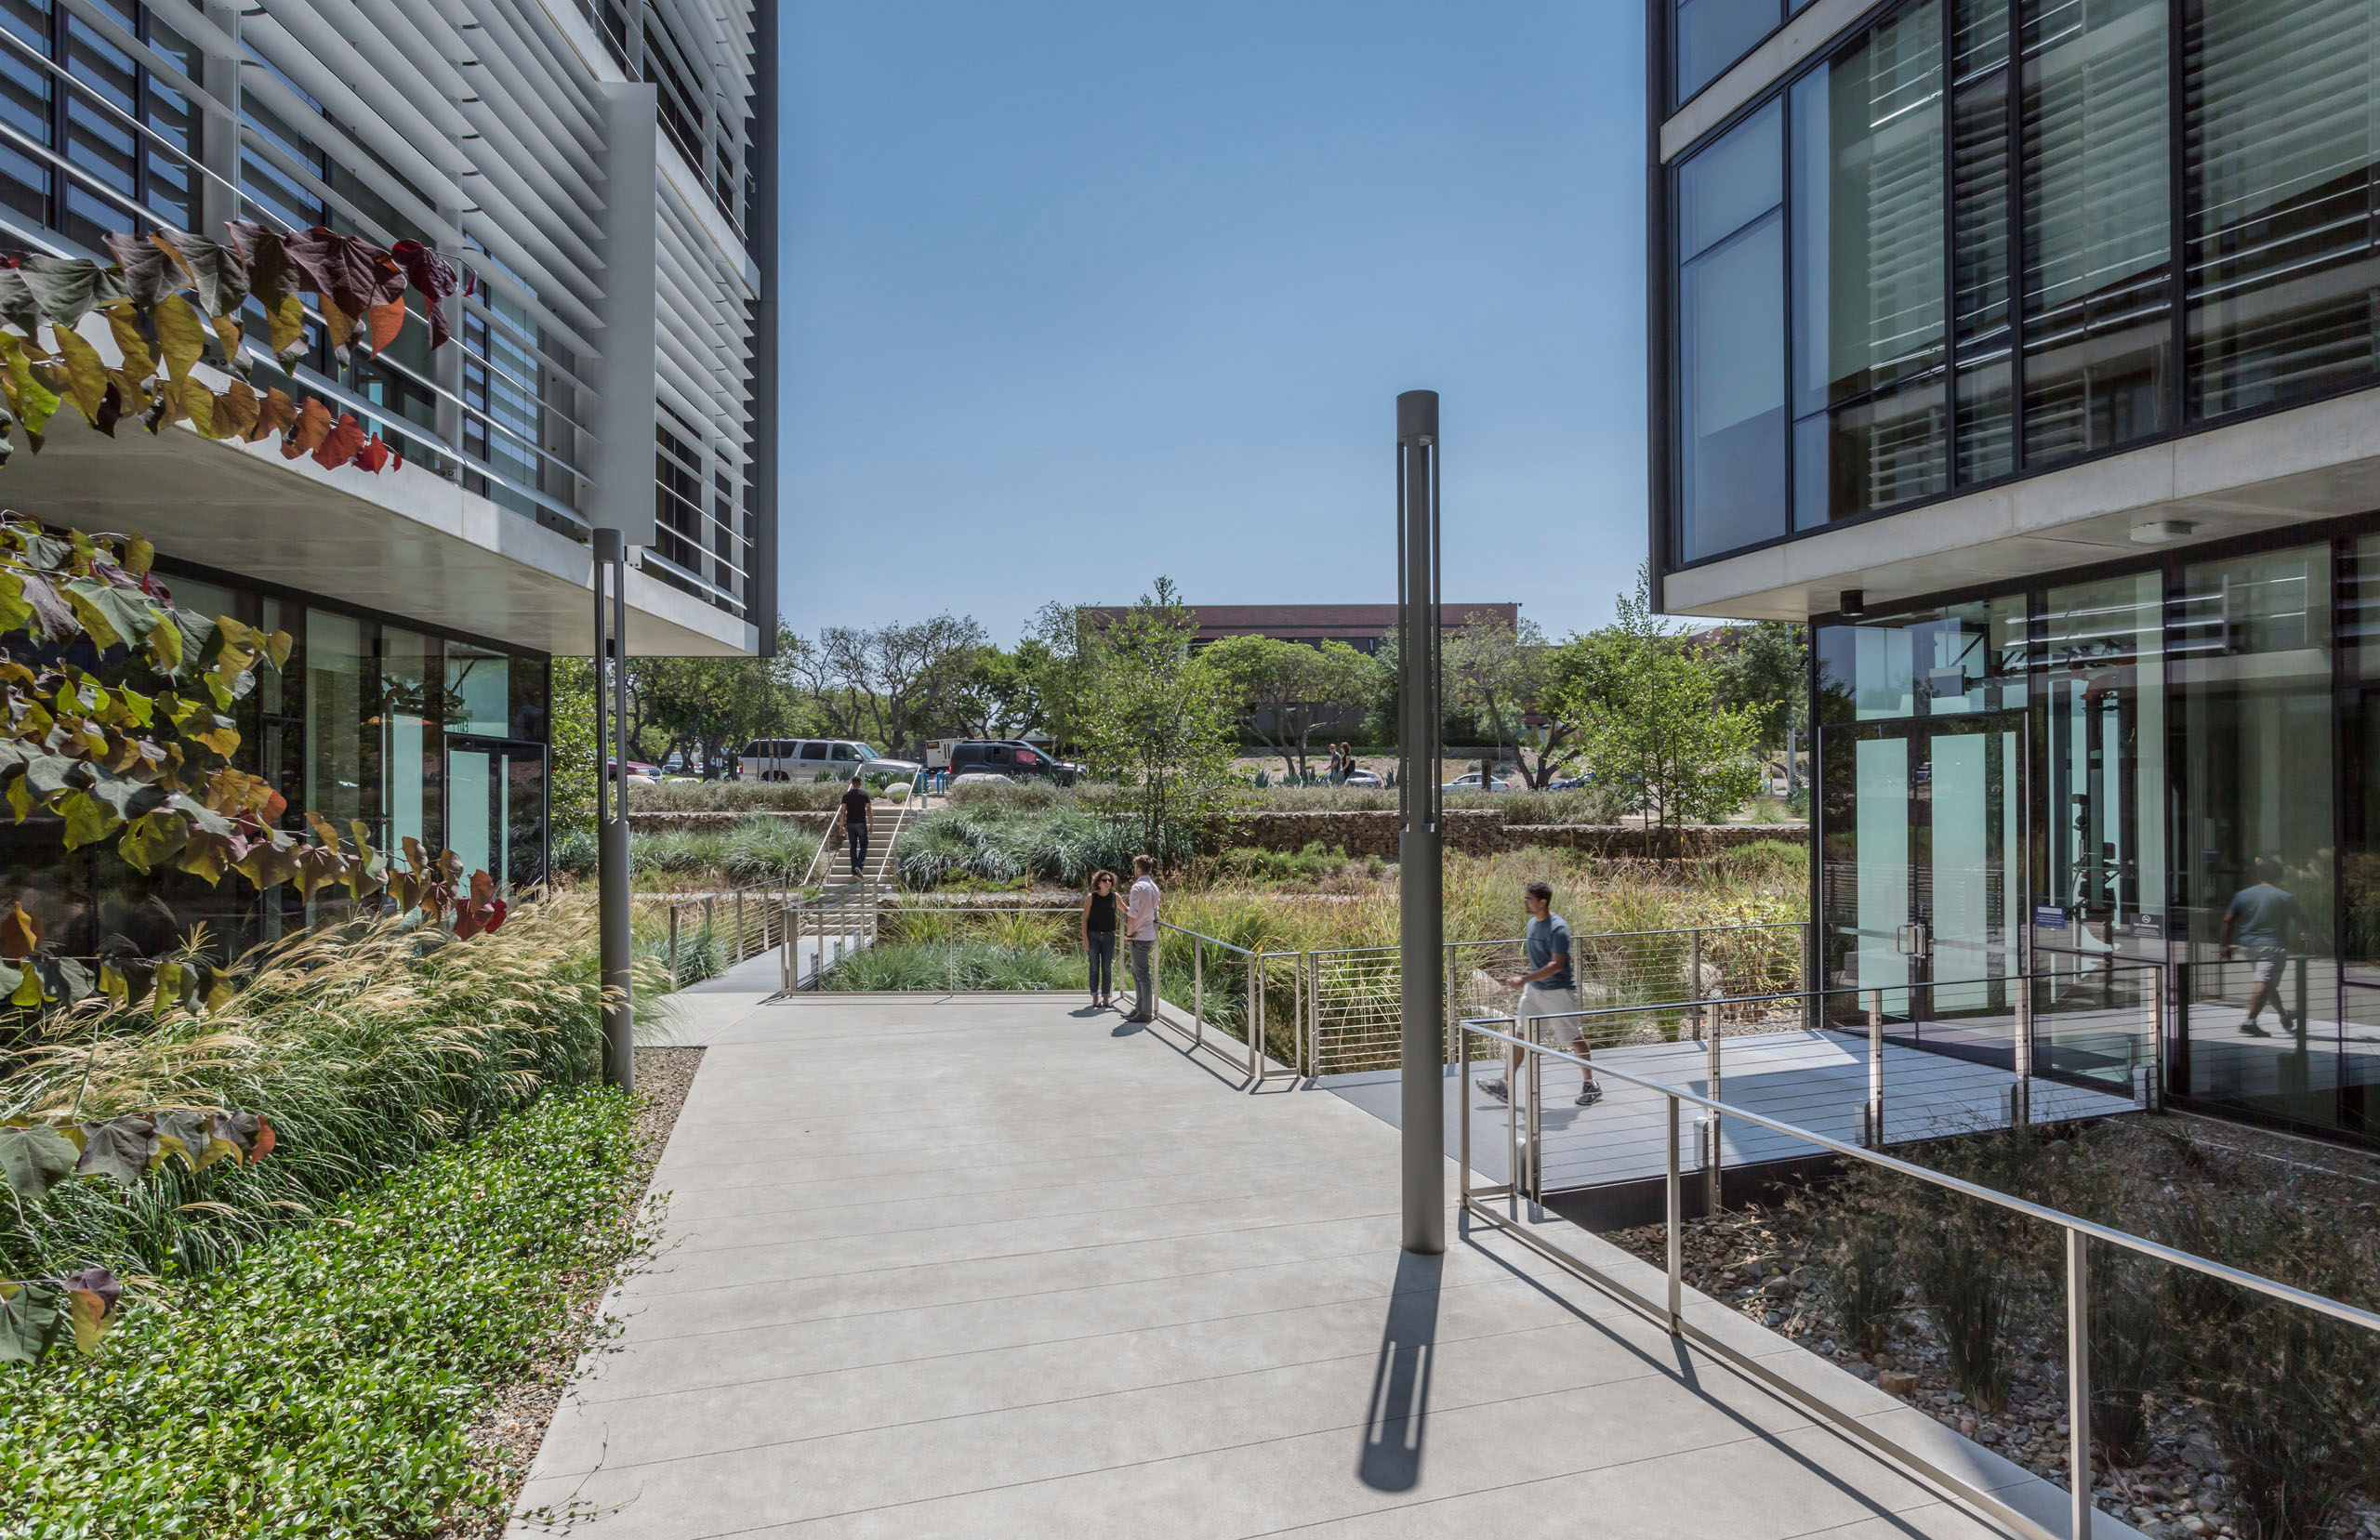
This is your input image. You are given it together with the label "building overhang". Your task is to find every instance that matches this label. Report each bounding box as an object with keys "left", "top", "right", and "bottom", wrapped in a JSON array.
[
  {"left": 2, "top": 411, "right": 753, "bottom": 657},
  {"left": 1662, "top": 386, "right": 2380, "bottom": 621}
]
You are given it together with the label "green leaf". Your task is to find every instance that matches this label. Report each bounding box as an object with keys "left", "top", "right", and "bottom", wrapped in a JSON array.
[
  {"left": 0, "top": 1121, "right": 80, "bottom": 1199},
  {"left": 16, "top": 256, "right": 126, "bottom": 329},
  {"left": 0, "top": 332, "right": 61, "bottom": 441},
  {"left": 0, "top": 1279, "right": 65, "bottom": 1364},
  {"left": 49, "top": 322, "right": 109, "bottom": 423},
  {"left": 73, "top": 1116, "right": 162, "bottom": 1184},
  {"left": 62, "top": 575, "right": 161, "bottom": 653},
  {"left": 118, "top": 807, "right": 191, "bottom": 873},
  {"left": 57, "top": 788, "right": 119, "bottom": 850},
  {"left": 152, "top": 1110, "right": 228, "bottom": 1172}
]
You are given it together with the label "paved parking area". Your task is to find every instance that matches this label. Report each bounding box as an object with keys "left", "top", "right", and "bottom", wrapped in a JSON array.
[{"left": 511, "top": 992, "right": 2130, "bottom": 1539}]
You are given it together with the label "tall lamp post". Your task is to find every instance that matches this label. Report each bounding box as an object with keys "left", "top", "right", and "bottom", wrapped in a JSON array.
[
  {"left": 594, "top": 528, "right": 635, "bottom": 1092},
  {"left": 1396, "top": 389, "right": 1445, "bottom": 1255}
]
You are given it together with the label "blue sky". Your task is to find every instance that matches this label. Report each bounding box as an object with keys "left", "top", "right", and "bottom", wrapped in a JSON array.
[{"left": 777, "top": 2, "right": 1647, "bottom": 647}]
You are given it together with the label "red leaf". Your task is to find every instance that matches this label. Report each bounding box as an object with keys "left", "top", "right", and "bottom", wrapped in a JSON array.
[
  {"left": 311, "top": 413, "right": 367, "bottom": 470},
  {"left": 278, "top": 227, "right": 404, "bottom": 337},
  {"left": 388, "top": 240, "right": 457, "bottom": 349},
  {"left": 486, "top": 897, "right": 507, "bottom": 932},
  {"left": 350, "top": 433, "right": 390, "bottom": 473},
  {"left": 283, "top": 396, "right": 332, "bottom": 460}
]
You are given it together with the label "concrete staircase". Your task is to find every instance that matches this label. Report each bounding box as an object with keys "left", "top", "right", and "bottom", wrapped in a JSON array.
[{"left": 788, "top": 792, "right": 918, "bottom": 986}]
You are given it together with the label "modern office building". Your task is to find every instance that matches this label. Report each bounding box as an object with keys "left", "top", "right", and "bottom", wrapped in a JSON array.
[
  {"left": 1647, "top": 0, "right": 2380, "bottom": 1143},
  {"left": 0, "top": 0, "right": 775, "bottom": 959}
]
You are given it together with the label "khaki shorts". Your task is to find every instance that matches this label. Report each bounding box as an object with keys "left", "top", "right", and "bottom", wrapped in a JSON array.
[{"left": 1518, "top": 983, "right": 1583, "bottom": 1047}]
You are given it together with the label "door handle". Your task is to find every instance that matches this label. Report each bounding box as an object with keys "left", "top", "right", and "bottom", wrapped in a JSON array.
[{"left": 1897, "top": 924, "right": 1931, "bottom": 958}]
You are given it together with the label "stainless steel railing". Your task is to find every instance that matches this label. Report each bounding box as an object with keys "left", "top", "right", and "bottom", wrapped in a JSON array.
[
  {"left": 1454, "top": 981, "right": 2372, "bottom": 1540},
  {"left": 1148, "top": 921, "right": 1302, "bottom": 1085},
  {"left": 654, "top": 878, "right": 799, "bottom": 987}
]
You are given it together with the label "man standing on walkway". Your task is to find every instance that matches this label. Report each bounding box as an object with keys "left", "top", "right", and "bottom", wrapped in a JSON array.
[
  {"left": 1124, "top": 854, "right": 1162, "bottom": 1023},
  {"left": 838, "top": 775, "right": 872, "bottom": 878},
  {"left": 2220, "top": 857, "right": 2310, "bottom": 1038},
  {"left": 1478, "top": 880, "right": 1600, "bottom": 1108}
]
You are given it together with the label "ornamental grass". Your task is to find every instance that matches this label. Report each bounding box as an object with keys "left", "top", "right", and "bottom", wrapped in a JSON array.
[{"left": 0, "top": 895, "right": 663, "bottom": 1281}]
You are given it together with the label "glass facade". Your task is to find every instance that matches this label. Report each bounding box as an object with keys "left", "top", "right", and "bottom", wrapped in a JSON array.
[
  {"left": 1814, "top": 522, "right": 2380, "bottom": 1145},
  {"left": 0, "top": 570, "right": 549, "bottom": 969},
  {"left": 1669, "top": 0, "right": 2380, "bottom": 565}
]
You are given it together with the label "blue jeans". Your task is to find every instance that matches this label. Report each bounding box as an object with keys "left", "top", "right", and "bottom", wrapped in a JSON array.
[
  {"left": 1087, "top": 930, "right": 1115, "bottom": 995},
  {"left": 846, "top": 822, "right": 868, "bottom": 874}
]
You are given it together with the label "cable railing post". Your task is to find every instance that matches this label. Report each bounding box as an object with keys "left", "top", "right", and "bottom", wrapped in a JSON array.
[
  {"left": 1526, "top": 1012, "right": 1542, "bottom": 1205},
  {"left": 2149, "top": 963, "right": 2167, "bottom": 1112},
  {"left": 1665, "top": 1090, "right": 1683, "bottom": 1335},
  {"left": 1458, "top": 1021, "right": 1474, "bottom": 1204},
  {"left": 1866, "top": 988, "right": 1885, "bottom": 1148},
  {"left": 1705, "top": 976, "right": 1723, "bottom": 1214},
  {"left": 1194, "top": 935, "right": 1204, "bottom": 1049},
  {"left": 1250, "top": 946, "right": 1263, "bottom": 1080},
  {"left": 668, "top": 902, "right": 681, "bottom": 988},
  {"left": 1505, "top": 1037, "right": 1520, "bottom": 1223},
  {"left": 2067, "top": 1227, "right": 2093, "bottom": 1539},
  {"left": 735, "top": 886, "right": 746, "bottom": 963},
  {"left": 2015, "top": 967, "right": 2034, "bottom": 1128},
  {"left": 1689, "top": 928, "right": 1704, "bottom": 1041}
]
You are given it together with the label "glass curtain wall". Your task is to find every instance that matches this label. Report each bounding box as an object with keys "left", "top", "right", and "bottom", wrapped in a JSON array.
[
  {"left": 2337, "top": 535, "right": 2380, "bottom": 1139},
  {"left": 2172, "top": 547, "right": 2334, "bottom": 1127},
  {"left": 1674, "top": 0, "right": 2380, "bottom": 567},
  {"left": 1791, "top": 1, "right": 1948, "bottom": 529},
  {"left": 1677, "top": 102, "right": 1787, "bottom": 560},
  {"left": 2183, "top": 0, "right": 2380, "bottom": 418}
]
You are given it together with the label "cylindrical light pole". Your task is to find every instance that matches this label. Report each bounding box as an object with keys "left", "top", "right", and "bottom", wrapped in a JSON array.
[
  {"left": 1395, "top": 389, "right": 1445, "bottom": 1255},
  {"left": 594, "top": 528, "right": 635, "bottom": 1092}
]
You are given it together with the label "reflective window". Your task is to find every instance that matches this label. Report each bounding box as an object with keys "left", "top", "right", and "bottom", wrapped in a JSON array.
[
  {"left": 2036, "top": 573, "right": 2166, "bottom": 954},
  {"left": 1678, "top": 103, "right": 1786, "bottom": 561},
  {"left": 1790, "top": 0, "right": 1949, "bottom": 529},
  {"left": 1816, "top": 598, "right": 2028, "bottom": 722},
  {"left": 2020, "top": 0, "right": 2172, "bottom": 466},
  {"left": 1678, "top": 0, "right": 1782, "bottom": 104},
  {"left": 2184, "top": 0, "right": 2380, "bottom": 418},
  {"left": 1951, "top": 0, "right": 2015, "bottom": 483},
  {"left": 2174, "top": 546, "right": 2337, "bottom": 1127}
]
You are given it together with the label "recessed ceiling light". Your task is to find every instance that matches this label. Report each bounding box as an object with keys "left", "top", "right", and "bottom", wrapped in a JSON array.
[{"left": 2130, "top": 519, "right": 2198, "bottom": 544}]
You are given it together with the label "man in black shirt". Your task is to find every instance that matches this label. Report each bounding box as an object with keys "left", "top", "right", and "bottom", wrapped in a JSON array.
[{"left": 838, "top": 776, "right": 872, "bottom": 877}]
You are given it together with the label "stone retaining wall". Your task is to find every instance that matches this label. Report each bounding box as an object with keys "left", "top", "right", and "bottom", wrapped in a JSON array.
[{"left": 1208, "top": 809, "right": 1805, "bottom": 859}]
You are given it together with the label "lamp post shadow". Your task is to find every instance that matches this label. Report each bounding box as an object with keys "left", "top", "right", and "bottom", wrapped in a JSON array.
[{"left": 1357, "top": 1249, "right": 1442, "bottom": 1493}]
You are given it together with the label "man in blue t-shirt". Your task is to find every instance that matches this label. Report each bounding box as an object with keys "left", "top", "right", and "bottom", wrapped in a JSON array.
[
  {"left": 1477, "top": 881, "right": 1601, "bottom": 1110},
  {"left": 2220, "top": 857, "right": 2310, "bottom": 1038}
]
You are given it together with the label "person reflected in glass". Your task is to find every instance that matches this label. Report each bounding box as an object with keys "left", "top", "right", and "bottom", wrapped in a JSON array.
[
  {"left": 1081, "top": 869, "right": 1118, "bottom": 1010},
  {"left": 2221, "top": 857, "right": 2310, "bottom": 1040}
]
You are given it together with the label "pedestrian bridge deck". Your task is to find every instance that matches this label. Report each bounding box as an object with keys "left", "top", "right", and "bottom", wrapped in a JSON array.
[{"left": 509, "top": 989, "right": 2136, "bottom": 1539}]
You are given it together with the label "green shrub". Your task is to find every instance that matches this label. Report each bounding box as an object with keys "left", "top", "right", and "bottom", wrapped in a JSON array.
[
  {"left": 633, "top": 780, "right": 845, "bottom": 811},
  {"left": 0, "top": 1086, "right": 654, "bottom": 1538},
  {"left": 1821, "top": 1213, "right": 1899, "bottom": 1356},
  {"left": 1913, "top": 1214, "right": 2014, "bottom": 1412},
  {"left": 721, "top": 817, "right": 819, "bottom": 884},
  {"left": 819, "top": 940, "right": 1078, "bottom": 992}
]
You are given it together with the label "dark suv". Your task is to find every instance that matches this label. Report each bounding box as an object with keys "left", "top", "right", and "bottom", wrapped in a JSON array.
[{"left": 947, "top": 739, "right": 1077, "bottom": 784}]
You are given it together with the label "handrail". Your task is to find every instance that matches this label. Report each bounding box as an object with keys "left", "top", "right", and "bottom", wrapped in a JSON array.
[{"left": 1453, "top": 958, "right": 2364, "bottom": 1540}]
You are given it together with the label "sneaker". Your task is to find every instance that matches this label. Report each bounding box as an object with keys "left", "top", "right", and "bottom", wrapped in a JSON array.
[
  {"left": 1475, "top": 1078, "right": 1509, "bottom": 1103},
  {"left": 1575, "top": 1083, "right": 1604, "bottom": 1108},
  {"left": 2240, "top": 1020, "right": 2272, "bottom": 1037}
]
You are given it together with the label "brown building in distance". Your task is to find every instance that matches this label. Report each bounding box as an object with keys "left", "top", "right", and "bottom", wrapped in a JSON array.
[{"left": 1080, "top": 603, "right": 1518, "bottom": 655}]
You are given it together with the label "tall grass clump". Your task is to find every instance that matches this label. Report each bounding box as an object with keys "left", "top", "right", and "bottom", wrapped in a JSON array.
[
  {"left": 0, "top": 896, "right": 660, "bottom": 1281},
  {"left": 721, "top": 817, "right": 821, "bottom": 883},
  {"left": 820, "top": 940, "right": 1077, "bottom": 992},
  {"left": 897, "top": 801, "right": 1148, "bottom": 890}
]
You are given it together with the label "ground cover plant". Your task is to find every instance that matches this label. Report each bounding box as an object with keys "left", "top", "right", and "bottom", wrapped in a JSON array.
[
  {"left": 1606, "top": 1119, "right": 2380, "bottom": 1540},
  {"left": 631, "top": 779, "right": 849, "bottom": 812},
  {"left": 0, "top": 1084, "right": 658, "bottom": 1538}
]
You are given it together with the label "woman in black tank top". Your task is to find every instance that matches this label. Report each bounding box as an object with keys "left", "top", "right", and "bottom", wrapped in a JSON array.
[{"left": 1082, "top": 871, "right": 1119, "bottom": 1008}]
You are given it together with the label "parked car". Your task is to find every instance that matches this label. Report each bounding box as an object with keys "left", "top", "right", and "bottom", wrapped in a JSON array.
[
  {"left": 736, "top": 738, "right": 920, "bottom": 783},
  {"left": 1441, "top": 771, "right": 1511, "bottom": 791},
  {"left": 945, "top": 738, "right": 1076, "bottom": 784},
  {"left": 1342, "top": 768, "right": 1384, "bottom": 788},
  {"left": 606, "top": 758, "right": 662, "bottom": 786}
]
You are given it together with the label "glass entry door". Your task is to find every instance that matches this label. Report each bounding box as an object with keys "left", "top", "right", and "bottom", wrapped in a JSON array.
[
  {"left": 1822, "top": 711, "right": 2027, "bottom": 1032},
  {"left": 445, "top": 736, "right": 549, "bottom": 895}
]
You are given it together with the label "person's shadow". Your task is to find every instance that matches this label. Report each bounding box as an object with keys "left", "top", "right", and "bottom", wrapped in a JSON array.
[{"left": 1357, "top": 1250, "right": 1441, "bottom": 1492}]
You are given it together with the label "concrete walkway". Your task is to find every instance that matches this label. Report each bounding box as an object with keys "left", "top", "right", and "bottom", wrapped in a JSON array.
[{"left": 513, "top": 992, "right": 2129, "bottom": 1539}]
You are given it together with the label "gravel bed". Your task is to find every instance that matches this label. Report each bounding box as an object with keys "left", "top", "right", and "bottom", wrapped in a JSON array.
[
  {"left": 1603, "top": 1118, "right": 2380, "bottom": 1540},
  {"left": 439, "top": 1045, "right": 704, "bottom": 1539}
]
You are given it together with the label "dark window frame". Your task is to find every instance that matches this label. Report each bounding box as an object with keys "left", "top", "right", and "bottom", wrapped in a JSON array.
[{"left": 1663, "top": 0, "right": 2380, "bottom": 578}]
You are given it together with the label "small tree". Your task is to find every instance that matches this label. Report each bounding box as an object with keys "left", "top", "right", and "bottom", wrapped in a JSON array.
[
  {"left": 1552, "top": 570, "right": 1760, "bottom": 829},
  {"left": 1072, "top": 579, "right": 1239, "bottom": 864},
  {"left": 1202, "top": 634, "right": 1372, "bottom": 782},
  {"left": 1444, "top": 613, "right": 1587, "bottom": 790}
]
